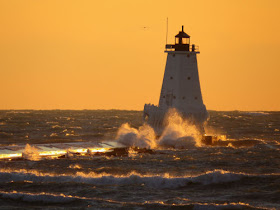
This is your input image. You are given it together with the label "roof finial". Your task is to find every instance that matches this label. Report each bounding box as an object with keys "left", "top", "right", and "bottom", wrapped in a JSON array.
[{"left": 182, "top": 25, "right": 184, "bottom": 32}]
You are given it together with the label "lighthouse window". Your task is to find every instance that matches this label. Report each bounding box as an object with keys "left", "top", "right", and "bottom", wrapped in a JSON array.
[
  {"left": 182, "top": 97, "right": 185, "bottom": 99},
  {"left": 173, "top": 54, "right": 175, "bottom": 57},
  {"left": 170, "top": 76, "right": 173, "bottom": 80},
  {"left": 187, "top": 54, "right": 190, "bottom": 58},
  {"left": 195, "top": 97, "right": 198, "bottom": 100},
  {"left": 163, "top": 96, "right": 165, "bottom": 98},
  {"left": 187, "top": 77, "right": 191, "bottom": 80},
  {"left": 173, "top": 96, "right": 176, "bottom": 99}
]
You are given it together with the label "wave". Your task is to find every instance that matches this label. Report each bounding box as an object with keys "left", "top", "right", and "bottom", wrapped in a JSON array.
[
  {"left": 0, "top": 191, "right": 267, "bottom": 209},
  {"left": 91, "top": 198, "right": 267, "bottom": 210},
  {"left": 0, "top": 191, "right": 78, "bottom": 204},
  {"left": 140, "top": 201, "right": 266, "bottom": 210},
  {"left": 0, "top": 169, "right": 277, "bottom": 189},
  {"left": 242, "top": 111, "right": 270, "bottom": 116}
]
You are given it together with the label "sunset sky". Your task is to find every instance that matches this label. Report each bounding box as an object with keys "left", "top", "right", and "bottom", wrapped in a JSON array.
[{"left": 0, "top": 0, "right": 279, "bottom": 110}]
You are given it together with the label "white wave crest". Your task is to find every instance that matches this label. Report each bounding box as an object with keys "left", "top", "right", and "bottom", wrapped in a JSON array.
[
  {"left": 243, "top": 111, "right": 269, "bottom": 116},
  {"left": 0, "top": 169, "right": 268, "bottom": 189},
  {"left": 143, "top": 200, "right": 260, "bottom": 209},
  {"left": 192, "top": 202, "right": 262, "bottom": 210}
]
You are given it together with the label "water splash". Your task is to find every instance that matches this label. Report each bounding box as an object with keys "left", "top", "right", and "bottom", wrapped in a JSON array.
[
  {"left": 158, "top": 108, "right": 201, "bottom": 148},
  {"left": 116, "top": 123, "right": 157, "bottom": 149},
  {"left": 116, "top": 108, "right": 201, "bottom": 149},
  {"left": 22, "top": 144, "right": 41, "bottom": 161}
]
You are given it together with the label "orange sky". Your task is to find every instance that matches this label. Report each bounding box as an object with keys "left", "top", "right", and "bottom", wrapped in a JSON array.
[{"left": 0, "top": 0, "right": 279, "bottom": 110}]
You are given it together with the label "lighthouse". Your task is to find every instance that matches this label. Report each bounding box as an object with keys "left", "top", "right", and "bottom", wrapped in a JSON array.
[{"left": 143, "top": 26, "right": 208, "bottom": 134}]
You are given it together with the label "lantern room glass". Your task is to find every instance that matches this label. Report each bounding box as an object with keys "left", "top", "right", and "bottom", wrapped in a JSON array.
[{"left": 182, "top": 38, "right": 190, "bottom": 44}]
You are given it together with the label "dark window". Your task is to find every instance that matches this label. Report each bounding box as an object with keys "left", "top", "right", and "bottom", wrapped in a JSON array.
[
  {"left": 173, "top": 96, "right": 176, "bottom": 99},
  {"left": 173, "top": 54, "right": 175, "bottom": 57},
  {"left": 187, "top": 54, "right": 190, "bottom": 57},
  {"left": 187, "top": 77, "right": 191, "bottom": 80},
  {"left": 170, "top": 77, "right": 173, "bottom": 80},
  {"left": 195, "top": 97, "right": 198, "bottom": 100},
  {"left": 163, "top": 96, "right": 165, "bottom": 98},
  {"left": 182, "top": 97, "right": 185, "bottom": 99}
]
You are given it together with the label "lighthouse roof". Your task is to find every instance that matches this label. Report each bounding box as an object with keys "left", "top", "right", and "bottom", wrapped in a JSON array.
[{"left": 175, "top": 26, "right": 190, "bottom": 38}]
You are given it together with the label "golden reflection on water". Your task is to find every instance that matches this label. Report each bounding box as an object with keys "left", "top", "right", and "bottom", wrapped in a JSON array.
[{"left": 0, "top": 145, "right": 111, "bottom": 160}]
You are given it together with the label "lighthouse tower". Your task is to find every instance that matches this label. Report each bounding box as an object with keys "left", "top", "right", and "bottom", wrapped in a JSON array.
[{"left": 143, "top": 26, "right": 208, "bottom": 133}]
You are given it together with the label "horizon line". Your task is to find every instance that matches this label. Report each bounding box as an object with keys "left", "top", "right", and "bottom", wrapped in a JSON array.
[{"left": 0, "top": 109, "right": 279, "bottom": 112}]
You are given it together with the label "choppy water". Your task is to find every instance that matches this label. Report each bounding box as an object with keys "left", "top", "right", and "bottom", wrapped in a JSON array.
[{"left": 0, "top": 110, "right": 279, "bottom": 209}]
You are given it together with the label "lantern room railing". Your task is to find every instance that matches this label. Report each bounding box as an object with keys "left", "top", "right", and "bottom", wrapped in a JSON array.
[{"left": 165, "top": 44, "right": 199, "bottom": 52}]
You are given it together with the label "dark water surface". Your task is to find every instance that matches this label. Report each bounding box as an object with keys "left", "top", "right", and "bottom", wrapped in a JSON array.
[{"left": 0, "top": 110, "right": 279, "bottom": 209}]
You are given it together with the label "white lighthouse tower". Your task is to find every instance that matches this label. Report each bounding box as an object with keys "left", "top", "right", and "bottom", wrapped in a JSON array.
[{"left": 143, "top": 26, "right": 208, "bottom": 133}]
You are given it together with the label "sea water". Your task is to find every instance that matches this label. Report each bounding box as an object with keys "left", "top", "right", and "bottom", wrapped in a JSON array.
[{"left": 0, "top": 110, "right": 279, "bottom": 209}]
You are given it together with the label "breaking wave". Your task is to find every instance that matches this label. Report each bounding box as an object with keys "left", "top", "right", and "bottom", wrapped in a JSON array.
[{"left": 0, "top": 169, "right": 277, "bottom": 189}]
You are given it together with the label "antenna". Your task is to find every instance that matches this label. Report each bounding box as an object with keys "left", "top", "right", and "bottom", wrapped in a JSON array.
[{"left": 166, "top": 17, "right": 168, "bottom": 45}]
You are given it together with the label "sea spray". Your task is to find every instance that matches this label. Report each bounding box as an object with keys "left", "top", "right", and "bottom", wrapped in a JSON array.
[
  {"left": 116, "top": 123, "right": 157, "bottom": 149},
  {"left": 22, "top": 144, "right": 41, "bottom": 161},
  {"left": 116, "top": 108, "right": 202, "bottom": 149},
  {"left": 158, "top": 108, "right": 201, "bottom": 148}
]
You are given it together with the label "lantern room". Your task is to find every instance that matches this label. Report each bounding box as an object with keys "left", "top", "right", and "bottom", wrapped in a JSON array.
[{"left": 174, "top": 25, "right": 190, "bottom": 51}]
